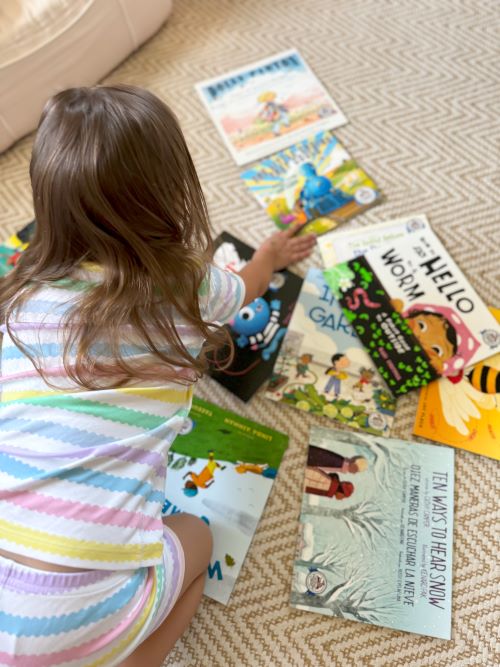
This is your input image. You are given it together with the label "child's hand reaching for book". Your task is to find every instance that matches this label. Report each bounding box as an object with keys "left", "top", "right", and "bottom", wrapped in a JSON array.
[
  {"left": 255, "top": 225, "right": 316, "bottom": 272},
  {"left": 237, "top": 225, "right": 315, "bottom": 305}
]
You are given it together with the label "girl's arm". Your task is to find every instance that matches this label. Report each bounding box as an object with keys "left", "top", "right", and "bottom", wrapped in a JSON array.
[{"left": 237, "top": 226, "right": 315, "bottom": 305}]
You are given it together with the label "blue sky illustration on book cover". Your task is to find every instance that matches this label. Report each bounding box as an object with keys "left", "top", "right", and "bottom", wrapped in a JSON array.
[
  {"left": 265, "top": 268, "right": 396, "bottom": 436},
  {"left": 291, "top": 426, "right": 454, "bottom": 639}
]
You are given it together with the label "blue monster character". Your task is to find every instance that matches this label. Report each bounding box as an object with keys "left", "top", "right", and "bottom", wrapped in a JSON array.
[
  {"left": 298, "top": 163, "right": 353, "bottom": 219},
  {"left": 232, "top": 297, "right": 286, "bottom": 361}
]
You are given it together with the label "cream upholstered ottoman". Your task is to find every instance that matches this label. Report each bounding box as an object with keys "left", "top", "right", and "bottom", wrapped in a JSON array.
[{"left": 0, "top": 0, "right": 173, "bottom": 153}]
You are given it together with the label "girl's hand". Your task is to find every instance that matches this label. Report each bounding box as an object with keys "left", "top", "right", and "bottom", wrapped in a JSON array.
[
  {"left": 237, "top": 225, "right": 316, "bottom": 305},
  {"left": 254, "top": 225, "right": 316, "bottom": 271}
]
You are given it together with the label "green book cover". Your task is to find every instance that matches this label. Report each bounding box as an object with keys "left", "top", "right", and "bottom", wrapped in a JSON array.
[{"left": 163, "top": 396, "right": 288, "bottom": 604}]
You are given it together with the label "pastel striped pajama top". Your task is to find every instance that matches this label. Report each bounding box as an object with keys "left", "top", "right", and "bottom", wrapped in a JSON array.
[{"left": 0, "top": 264, "right": 244, "bottom": 570}]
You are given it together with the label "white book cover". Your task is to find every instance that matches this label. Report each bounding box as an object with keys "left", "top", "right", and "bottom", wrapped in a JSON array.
[
  {"left": 318, "top": 214, "right": 430, "bottom": 268},
  {"left": 195, "top": 49, "right": 347, "bottom": 165}
]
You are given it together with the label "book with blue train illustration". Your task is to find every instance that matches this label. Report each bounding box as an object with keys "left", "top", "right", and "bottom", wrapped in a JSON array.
[
  {"left": 209, "top": 231, "right": 303, "bottom": 402},
  {"left": 323, "top": 226, "right": 500, "bottom": 395},
  {"left": 0, "top": 221, "right": 34, "bottom": 276},
  {"left": 162, "top": 396, "right": 288, "bottom": 604},
  {"left": 291, "top": 426, "right": 454, "bottom": 639},
  {"left": 195, "top": 49, "right": 347, "bottom": 165},
  {"left": 241, "top": 131, "right": 382, "bottom": 236},
  {"left": 264, "top": 268, "right": 396, "bottom": 436}
]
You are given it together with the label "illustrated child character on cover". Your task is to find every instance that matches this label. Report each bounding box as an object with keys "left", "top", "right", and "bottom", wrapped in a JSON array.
[
  {"left": 392, "top": 300, "right": 480, "bottom": 376},
  {"left": 296, "top": 353, "right": 313, "bottom": 378},
  {"left": 257, "top": 91, "right": 290, "bottom": 136},
  {"left": 304, "top": 446, "right": 368, "bottom": 499},
  {"left": 353, "top": 367, "right": 376, "bottom": 392},
  {"left": 183, "top": 450, "right": 226, "bottom": 496},
  {"left": 324, "top": 352, "right": 351, "bottom": 398}
]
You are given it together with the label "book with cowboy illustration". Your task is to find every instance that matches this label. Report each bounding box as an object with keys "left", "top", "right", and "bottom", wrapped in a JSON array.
[
  {"left": 264, "top": 268, "right": 396, "bottom": 436},
  {"left": 318, "top": 214, "right": 430, "bottom": 268},
  {"left": 162, "top": 396, "right": 288, "bottom": 604},
  {"left": 323, "top": 227, "right": 500, "bottom": 395},
  {"left": 414, "top": 307, "right": 500, "bottom": 460},
  {"left": 0, "top": 221, "right": 35, "bottom": 276},
  {"left": 209, "top": 232, "right": 303, "bottom": 402},
  {"left": 240, "top": 131, "right": 382, "bottom": 236},
  {"left": 291, "top": 426, "right": 454, "bottom": 639},
  {"left": 195, "top": 49, "right": 347, "bottom": 165}
]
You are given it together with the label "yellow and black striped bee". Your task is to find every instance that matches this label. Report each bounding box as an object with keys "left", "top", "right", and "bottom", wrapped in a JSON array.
[{"left": 466, "top": 364, "right": 500, "bottom": 394}]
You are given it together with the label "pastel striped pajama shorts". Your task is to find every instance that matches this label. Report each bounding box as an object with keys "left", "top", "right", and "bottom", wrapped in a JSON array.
[{"left": 0, "top": 527, "right": 185, "bottom": 667}]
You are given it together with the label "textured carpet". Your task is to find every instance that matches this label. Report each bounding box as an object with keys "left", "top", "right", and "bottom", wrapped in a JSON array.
[{"left": 0, "top": 0, "right": 499, "bottom": 665}]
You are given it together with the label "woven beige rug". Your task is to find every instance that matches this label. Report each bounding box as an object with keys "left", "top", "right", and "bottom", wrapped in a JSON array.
[{"left": 1, "top": 0, "right": 499, "bottom": 665}]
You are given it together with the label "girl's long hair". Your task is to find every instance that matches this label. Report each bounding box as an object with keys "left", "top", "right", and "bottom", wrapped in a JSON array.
[{"left": 0, "top": 85, "right": 228, "bottom": 389}]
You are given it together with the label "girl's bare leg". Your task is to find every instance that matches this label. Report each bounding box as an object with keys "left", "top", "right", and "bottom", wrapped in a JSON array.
[{"left": 119, "top": 513, "right": 212, "bottom": 667}]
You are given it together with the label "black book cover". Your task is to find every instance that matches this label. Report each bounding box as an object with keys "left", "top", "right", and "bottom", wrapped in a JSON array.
[{"left": 209, "top": 232, "right": 303, "bottom": 402}]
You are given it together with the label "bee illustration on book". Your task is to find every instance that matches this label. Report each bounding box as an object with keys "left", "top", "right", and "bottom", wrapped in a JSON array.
[
  {"left": 231, "top": 297, "right": 286, "bottom": 361},
  {"left": 436, "top": 359, "right": 500, "bottom": 436}
]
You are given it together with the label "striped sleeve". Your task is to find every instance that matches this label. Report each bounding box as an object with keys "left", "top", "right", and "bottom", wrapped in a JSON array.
[{"left": 200, "top": 265, "right": 245, "bottom": 324}]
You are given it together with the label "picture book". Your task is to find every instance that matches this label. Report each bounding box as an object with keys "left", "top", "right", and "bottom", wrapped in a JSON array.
[
  {"left": 162, "top": 396, "right": 288, "bottom": 604},
  {"left": 195, "top": 49, "right": 347, "bottom": 165},
  {"left": 414, "top": 307, "right": 500, "bottom": 460},
  {"left": 324, "top": 227, "right": 500, "bottom": 395},
  {"left": 318, "top": 214, "right": 430, "bottom": 268},
  {"left": 209, "top": 232, "right": 303, "bottom": 402},
  {"left": 0, "top": 221, "right": 34, "bottom": 276},
  {"left": 291, "top": 426, "right": 454, "bottom": 639},
  {"left": 264, "top": 268, "right": 396, "bottom": 436},
  {"left": 241, "top": 131, "right": 382, "bottom": 235}
]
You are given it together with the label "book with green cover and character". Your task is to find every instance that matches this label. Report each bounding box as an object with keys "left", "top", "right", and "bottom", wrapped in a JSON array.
[
  {"left": 291, "top": 426, "right": 454, "bottom": 639},
  {"left": 241, "top": 131, "right": 382, "bottom": 236},
  {"left": 264, "top": 268, "right": 396, "bottom": 436},
  {"left": 162, "top": 397, "right": 288, "bottom": 604},
  {"left": 323, "top": 227, "right": 500, "bottom": 395}
]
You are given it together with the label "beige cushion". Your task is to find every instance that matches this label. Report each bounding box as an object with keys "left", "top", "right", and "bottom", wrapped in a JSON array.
[{"left": 0, "top": 0, "right": 173, "bottom": 153}]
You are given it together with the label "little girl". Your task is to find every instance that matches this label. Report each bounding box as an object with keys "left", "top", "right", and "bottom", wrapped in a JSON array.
[{"left": 0, "top": 86, "right": 314, "bottom": 666}]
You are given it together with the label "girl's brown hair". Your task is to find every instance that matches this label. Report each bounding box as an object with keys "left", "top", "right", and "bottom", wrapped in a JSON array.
[{"left": 0, "top": 85, "right": 227, "bottom": 389}]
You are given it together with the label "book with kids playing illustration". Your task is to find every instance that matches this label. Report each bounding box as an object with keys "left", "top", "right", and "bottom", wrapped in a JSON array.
[
  {"left": 414, "top": 307, "right": 500, "bottom": 460},
  {"left": 162, "top": 397, "right": 288, "bottom": 604},
  {"left": 241, "top": 131, "right": 382, "bottom": 237},
  {"left": 195, "top": 49, "right": 347, "bottom": 165},
  {"left": 291, "top": 426, "right": 454, "bottom": 639},
  {"left": 264, "top": 268, "right": 396, "bottom": 436},
  {"left": 324, "top": 226, "right": 500, "bottom": 395},
  {"left": 209, "top": 231, "right": 303, "bottom": 402}
]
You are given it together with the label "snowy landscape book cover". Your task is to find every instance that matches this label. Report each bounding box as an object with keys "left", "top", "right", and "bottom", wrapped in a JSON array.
[
  {"left": 195, "top": 49, "right": 347, "bottom": 165},
  {"left": 241, "top": 131, "right": 382, "bottom": 236},
  {"left": 324, "top": 227, "right": 500, "bottom": 395},
  {"left": 264, "top": 268, "right": 395, "bottom": 436},
  {"left": 209, "top": 231, "right": 303, "bottom": 402},
  {"left": 162, "top": 397, "right": 288, "bottom": 604},
  {"left": 291, "top": 426, "right": 454, "bottom": 639}
]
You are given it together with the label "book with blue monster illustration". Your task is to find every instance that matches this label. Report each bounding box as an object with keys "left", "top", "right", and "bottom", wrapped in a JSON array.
[
  {"left": 264, "top": 268, "right": 395, "bottom": 436},
  {"left": 291, "top": 426, "right": 455, "bottom": 639},
  {"left": 241, "top": 131, "right": 382, "bottom": 236},
  {"left": 209, "top": 232, "right": 303, "bottom": 401}
]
